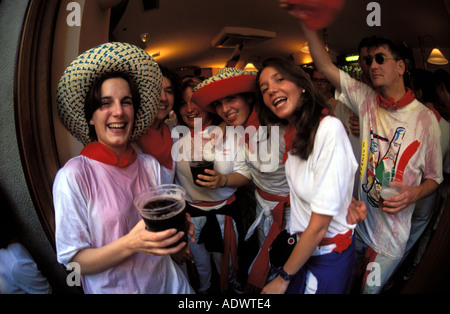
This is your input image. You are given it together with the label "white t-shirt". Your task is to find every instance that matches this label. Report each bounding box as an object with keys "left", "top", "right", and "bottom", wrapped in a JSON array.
[
  {"left": 337, "top": 70, "right": 443, "bottom": 259},
  {"left": 286, "top": 116, "right": 357, "bottom": 240},
  {"left": 174, "top": 128, "right": 251, "bottom": 210},
  {"left": 53, "top": 154, "right": 193, "bottom": 294}
]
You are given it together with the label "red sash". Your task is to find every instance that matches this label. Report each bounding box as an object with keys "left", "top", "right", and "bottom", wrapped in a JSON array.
[
  {"left": 297, "top": 229, "right": 353, "bottom": 253},
  {"left": 246, "top": 188, "right": 290, "bottom": 290}
]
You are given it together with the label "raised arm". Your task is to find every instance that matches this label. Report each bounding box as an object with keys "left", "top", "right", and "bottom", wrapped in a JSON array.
[{"left": 280, "top": 2, "right": 341, "bottom": 91}]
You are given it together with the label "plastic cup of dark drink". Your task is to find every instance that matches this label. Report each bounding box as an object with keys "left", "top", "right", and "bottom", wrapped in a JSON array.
[
  {"left": 189, "top": 160, "right": 214, "bottom": 186},
  {"left": 134, "top": 184, "right": 188, "bottom": 248}
]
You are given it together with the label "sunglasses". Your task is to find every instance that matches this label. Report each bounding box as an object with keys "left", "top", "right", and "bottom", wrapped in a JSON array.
[{"left": 364, "top": 53, "right": 397, "bottom": 66}]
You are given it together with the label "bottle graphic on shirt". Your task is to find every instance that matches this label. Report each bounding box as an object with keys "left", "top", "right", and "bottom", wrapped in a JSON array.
[
  {"left": 362, "top": 137, "right": 379, "bottom": 202},
  {"left": 364, "top": 127, "right": 406, "bottom": 207}
]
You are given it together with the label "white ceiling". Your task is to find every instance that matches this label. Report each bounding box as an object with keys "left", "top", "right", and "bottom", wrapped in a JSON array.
[{"left": 112, "top": 0, "right": 450, "bottom": 70}]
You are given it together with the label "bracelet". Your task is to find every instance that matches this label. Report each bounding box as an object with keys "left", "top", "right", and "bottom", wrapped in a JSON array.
[
  {"left": 274, "top": 267, "right": 295, "bottom": 282},
  {"left": 221, "top": 175, "right": 228, "bottom": 188}
]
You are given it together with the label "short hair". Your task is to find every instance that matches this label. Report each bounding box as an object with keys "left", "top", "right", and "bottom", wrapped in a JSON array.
[
  {"left": 365, "top": 36, "right": 405, "bottom": 61},
  {"left": 433, "top": 69, "right": 450, "bottom": 93},
  {"left": 85, "top": 71, "right": 141, "bottom": 142},
  {"left": 410, "top": 69, "right": 437, "bottom": 103},
  {"left": 358, "top": 36, "right": 377, "bottom": 53}
]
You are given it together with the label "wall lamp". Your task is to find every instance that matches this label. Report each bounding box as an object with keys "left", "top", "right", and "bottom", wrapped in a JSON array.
[{"left": 418, "top": 35, "right": 448, "bottom": 69}]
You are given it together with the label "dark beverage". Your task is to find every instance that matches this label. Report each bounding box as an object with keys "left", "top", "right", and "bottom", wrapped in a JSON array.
[
  {"left": 189, "top": 161, "right": 214, "bottom": 186},
  {"left": 141, "top": 196, "right": 188, "bottom": 247}
]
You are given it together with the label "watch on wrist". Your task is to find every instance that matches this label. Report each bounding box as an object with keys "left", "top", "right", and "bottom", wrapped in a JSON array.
[{"left": 274, "top": 267, "right": 295, "bottom": 282}]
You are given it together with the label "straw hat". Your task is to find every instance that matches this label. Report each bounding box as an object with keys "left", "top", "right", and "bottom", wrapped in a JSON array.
[
  {"left": 191, "top": 67, "right": 257, "bottom": 113},
  {"left": 56, "top": 42, "right": 162, "bottom": 145}
]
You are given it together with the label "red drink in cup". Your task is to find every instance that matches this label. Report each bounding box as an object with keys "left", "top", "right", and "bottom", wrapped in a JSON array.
[{"left": 135, "top": 184, "right": 188, "bottom": 248}]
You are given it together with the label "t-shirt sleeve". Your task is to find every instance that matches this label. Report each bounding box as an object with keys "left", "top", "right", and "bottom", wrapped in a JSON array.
[
  {"left": 53, "top": 163, "right": 92, "bottom": 266},
  {"left": 310, "top": 117, "right": 358, "bottom": 217}
]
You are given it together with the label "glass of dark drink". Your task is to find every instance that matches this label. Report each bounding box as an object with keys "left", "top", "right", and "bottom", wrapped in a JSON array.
[
  {"left": 134, "top": 184, "right": 188, "bottom": 248},
  {"left": 189, "top": 160, "right": 214, "bottom": 186}
]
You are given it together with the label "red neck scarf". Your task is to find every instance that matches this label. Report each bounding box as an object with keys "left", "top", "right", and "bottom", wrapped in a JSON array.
[
  {"left": 282, "top": 108, "right": 329, "bottom": 164},
  {"left": 376, "top": 88, "right": 415, "bottom": 110},
  {"left": 81, "top": 142, "right": 137, "bottom": 167},
  {"left": 242, "top": 108, "right": 261, "bottom": 154},
  {"left": 190, "top": 120, "right": 213, "bottom": 137},
  {"left": 138, "top": 124, "right": 173, "bottom": 170}
]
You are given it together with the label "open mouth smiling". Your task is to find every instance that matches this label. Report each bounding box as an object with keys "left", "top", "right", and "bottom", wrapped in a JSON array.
[{"left": 273, "top": 97, "right": 287, "bottom": 107}]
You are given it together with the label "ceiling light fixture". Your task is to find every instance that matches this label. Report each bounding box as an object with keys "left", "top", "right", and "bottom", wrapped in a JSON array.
[
  {"left": 244, "top": 63, "right": 257, "bottom": 71},
  {"left": 140, "top": 33, "right": 150, "bottom": 43},
  {"left": 418, "top": 35, "right": 448, "bottom": 68},
  {"left": 427, "top": 48, "right": 448, "bottom": 65}
]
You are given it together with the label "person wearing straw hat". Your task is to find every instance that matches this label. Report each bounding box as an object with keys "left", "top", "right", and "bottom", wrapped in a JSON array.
[
  {"left": 53, "top": 42, "right": 194, "bottom": 294},
  {"left": 172, "top": 77, "right": 252, "bottom": 293},
  {"left": 192, "top": 66, "right": 366, "bottom": 293},
  {"left": 192, "top": 67, "right": 291, "bottom": 293}
]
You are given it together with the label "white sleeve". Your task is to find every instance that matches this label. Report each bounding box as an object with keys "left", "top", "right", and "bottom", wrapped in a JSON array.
[
  {"left": 310, "top": 117, "right": 357, "bottom": 217},
  {"left": 53, "top": 165, "right": 92, "bottom": 266}
]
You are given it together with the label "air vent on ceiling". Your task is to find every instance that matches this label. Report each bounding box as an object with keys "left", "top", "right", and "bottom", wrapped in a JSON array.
[{"left": 212, "top": 26, "right": 276, "bottom": 48}]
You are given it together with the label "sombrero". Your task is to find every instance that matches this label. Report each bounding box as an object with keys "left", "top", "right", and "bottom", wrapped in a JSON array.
[
  {"left": 191, "top": 67, "right": 257, "bottom": 113},
  {"left": 56, "top": 42, "right": 162, "bottom": 145}
]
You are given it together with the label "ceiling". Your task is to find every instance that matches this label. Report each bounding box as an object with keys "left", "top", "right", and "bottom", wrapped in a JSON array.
[{"left": 111, "top": 0, "right": 450, "bottom": 72}]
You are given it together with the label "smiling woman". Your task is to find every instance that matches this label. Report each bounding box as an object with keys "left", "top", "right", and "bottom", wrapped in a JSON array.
[{"left": 5, "top": 0, "right": 450, "bottom": 294}]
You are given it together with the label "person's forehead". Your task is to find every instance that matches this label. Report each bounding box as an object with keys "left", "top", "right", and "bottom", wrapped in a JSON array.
[
  {"left": 368, "top": 45, "right": 392, "bottom": 56},
  {"left": 313, "top": 71, "right": 327, "bottom": 79}
]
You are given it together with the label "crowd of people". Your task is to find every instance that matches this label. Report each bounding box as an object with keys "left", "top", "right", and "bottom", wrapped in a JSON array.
[{"left": 3, "top": 2, "right": 448, "bottom": 295}]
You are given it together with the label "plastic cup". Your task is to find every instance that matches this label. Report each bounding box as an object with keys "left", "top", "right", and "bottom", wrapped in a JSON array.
[
  {"left": 134, "top": 184, "right": 188, "bottom": 247},
  {"left": 379, "top": 170, "right": 403, "bottom": 210},
  {"left": 189, "top": 160, "right": 214, "bottom": 186}
]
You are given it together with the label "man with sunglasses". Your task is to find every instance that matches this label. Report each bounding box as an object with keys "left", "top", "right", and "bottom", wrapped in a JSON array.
[{"left": 286, "top": 8, "right": 443, "bottom": 294}]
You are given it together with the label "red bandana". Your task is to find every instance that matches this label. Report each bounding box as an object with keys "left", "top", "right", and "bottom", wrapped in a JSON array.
[
  {"left": 81, "top": 142, "right": 137, "bottom": 168},
  {"left": 282, "top": 108, "right": 329, "bottom": 164},
  {"left": 138, "top": 124, "right": 173, "bottom": 170},
  {"left": 242, "top": 108, "right": 261, "bottom": 154},
  {"left": 190, "top": 120, "right": 213, "bottom": 137},
  {"left": 376, "top": 88, "right": 415, "bottom": 110}
]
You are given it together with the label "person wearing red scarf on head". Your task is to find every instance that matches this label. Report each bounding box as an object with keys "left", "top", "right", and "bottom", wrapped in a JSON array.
[
  {"left": 294, "top": 2, "right": 443, "bottom": 293},
  {"left": 192, "top": 67, "right": 366, "bottom": 294},
  {"left": 53, "top": 43, "right": 195, "bottom": 294},
  {"left": 172, "top": 77, "right": 252, "bottom": 294}
]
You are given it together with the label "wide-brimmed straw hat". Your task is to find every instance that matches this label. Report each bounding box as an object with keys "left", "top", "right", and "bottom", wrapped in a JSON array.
[
  {"left": 191, "top": 67, "right": 257, "bottom": 113},
  {"left": 56, "top": 42, "right": 162, "bottom": 145}
]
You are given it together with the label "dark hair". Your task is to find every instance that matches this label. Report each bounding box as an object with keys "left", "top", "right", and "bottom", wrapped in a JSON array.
[
  {"left": 175, "top": 77, "right": 222, "bottom": 127},
  {"left": 159, "top": 65, "right": 182, "bottom": 119},
  {"left": 256, "top": 57, "right": 331, "bottom": 160},
  {"left": 433, "top": 69, "right": 450, "bottom": 93},
  {"left": 410, "top": 68, "right": 437, "bottom": 104},
  {"left": 358, "top": 36, "right": 377, "bottom": 54},
  {"left": 85, "top": 71, "right": 141, "bottom": 142},
  {"left": 366, "top": 36, "right": 405, "bottom": 61}
]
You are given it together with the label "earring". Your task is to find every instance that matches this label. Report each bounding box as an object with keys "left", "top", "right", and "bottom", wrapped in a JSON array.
[{"left": 89, "top": 120, "right": 94, "bottom": 125}]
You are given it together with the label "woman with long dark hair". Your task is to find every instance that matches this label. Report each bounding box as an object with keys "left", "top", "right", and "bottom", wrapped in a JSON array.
[{"left": 257, "top": 57, "right": 358, "bottom": 294}]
